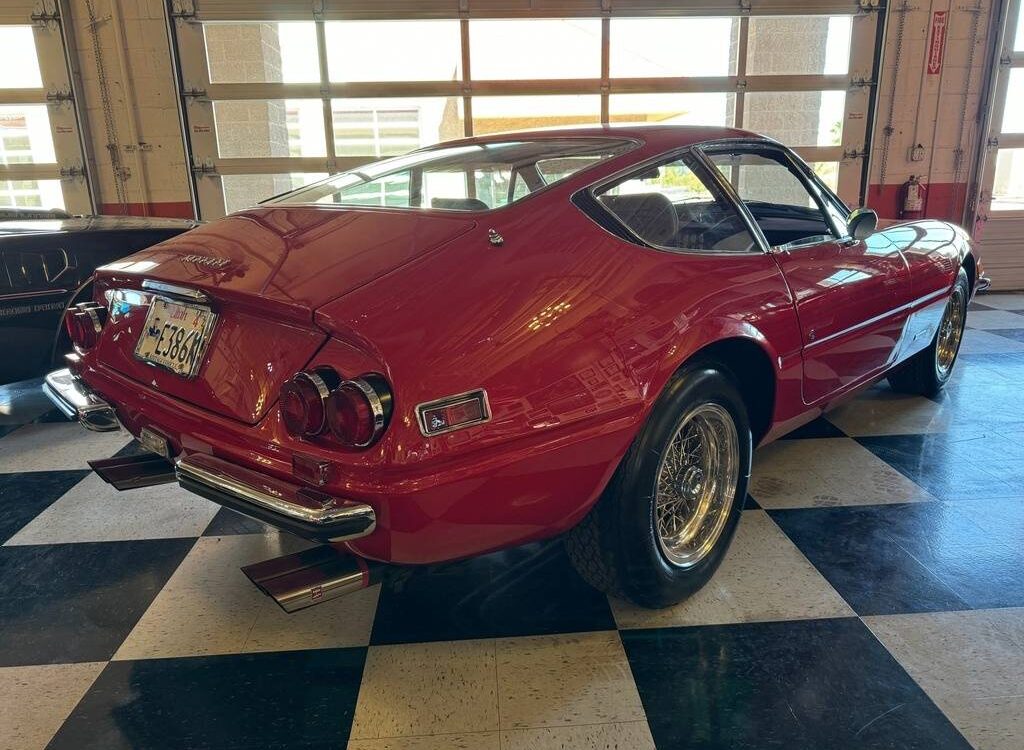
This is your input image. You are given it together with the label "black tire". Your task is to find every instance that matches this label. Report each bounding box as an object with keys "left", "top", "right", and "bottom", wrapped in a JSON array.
[
  {"left": 887, "top": 268, "right": 969, "bottom": 397},
  {"left": 566, "top": 362, "right": 752, "bottom": 608}
]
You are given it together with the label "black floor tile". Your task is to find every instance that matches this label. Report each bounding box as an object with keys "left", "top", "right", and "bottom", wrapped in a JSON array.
[
  {"left": 0, "top": 539, "right": 194, "bottom": 666},
  {"left": 370, "top": 540, "right": 616, "bottom": 645},
  {"left": 777, "top": 416, "right": 846, "bottom": 440},
  {"left": 743, "top": 494, "right": 761, "bottom": 510},
  {"left": 0, "top": 469, "right": 88, "bottom": 544},
  {"left": 968, "top": 301, "right": 993, "bottom": 311},
  {"left": 49, "top": 648, "right": 366, "bottom": 750},
  {"left": 858, "top": 432, "right": 1024, "bottom": 501},
  {"left": 203, "top": 506, "right": 279, "bottom": 536},
  {"left": 622, "top": 618, "right": 972, "bottom": 750},
  {"left": 770, "top": 500, "right": 1024, "bottom": 615}
]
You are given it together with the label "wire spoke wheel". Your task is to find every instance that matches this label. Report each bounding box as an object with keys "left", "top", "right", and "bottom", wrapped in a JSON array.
[
  {"left": 936, "top": 285, "right": 966, "bottom": 378},
  {"left": 653, "top": 402, "right": 739, "bottom": 568}
]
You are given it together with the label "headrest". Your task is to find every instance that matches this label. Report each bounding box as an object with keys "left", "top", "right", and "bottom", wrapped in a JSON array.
[
  {"left": 431, "top": 197, "right": 490, "bottom": 211},
  {"left": 600, "top": 193, "right": 679, "bottom": 246}
]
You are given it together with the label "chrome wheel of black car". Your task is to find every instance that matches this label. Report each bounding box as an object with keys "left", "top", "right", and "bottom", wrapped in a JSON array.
[{"left": 654, "top": 403, "right": 739, "bottom": 569}]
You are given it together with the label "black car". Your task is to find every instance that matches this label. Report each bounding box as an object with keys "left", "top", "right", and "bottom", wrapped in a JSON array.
[{"left": 1, "top": 214, "right": 198, "bottom": 384}]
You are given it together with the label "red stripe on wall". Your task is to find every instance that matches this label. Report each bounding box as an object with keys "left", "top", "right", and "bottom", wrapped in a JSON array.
[
  {"left": 865, "top": 182, "right": 968, "bottom": 224},
  {"left": 98, "top": 202, "right": 196, "bottom": 220}
]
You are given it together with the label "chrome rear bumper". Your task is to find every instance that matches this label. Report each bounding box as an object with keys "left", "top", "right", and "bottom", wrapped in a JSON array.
[
  {"left": 43, "top": 368, "right": 120, "bottom": 432},
  {"left": 176, "top": 453, "right": 376, "bottom": 543}
]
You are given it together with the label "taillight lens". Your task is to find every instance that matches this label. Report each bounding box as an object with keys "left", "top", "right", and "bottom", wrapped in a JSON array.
[
  {"left": 279, "top": 369, "right": 339, "bottom": 437},
  {"left": 326, "top": 375, "right": 392, "bottom": 448},
  {"left": 65, "top": 303, "right": 105, "bottom": 351}
]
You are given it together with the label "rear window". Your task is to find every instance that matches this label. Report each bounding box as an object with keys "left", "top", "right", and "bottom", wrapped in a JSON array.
[{"left": 269, "top": 138, "right": 635, "bottom": 211}]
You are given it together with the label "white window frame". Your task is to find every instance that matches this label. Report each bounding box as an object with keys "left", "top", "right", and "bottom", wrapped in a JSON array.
[
  {"left": 168, "top": 0, "right": 881, "bottom": 220},
  {"left": 0, "top": 1, "right": 93, "bottom": 215}
]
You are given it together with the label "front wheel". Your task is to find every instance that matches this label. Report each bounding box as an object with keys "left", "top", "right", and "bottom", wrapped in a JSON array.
[
  {"left": 566, "top": 363, "right": 752, "bottom": 608},
  {"left": 888, "top": 268, "right": 969, "bottom": 397}
]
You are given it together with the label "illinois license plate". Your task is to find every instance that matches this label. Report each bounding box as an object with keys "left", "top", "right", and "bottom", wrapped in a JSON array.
[{"left": 134, "top": 297, "right": 217, "bottom": 378}]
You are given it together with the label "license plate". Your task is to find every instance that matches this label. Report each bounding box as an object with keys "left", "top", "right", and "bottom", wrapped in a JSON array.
[{"left": 134, "top": 297, "right": 217, "bottom": 378}]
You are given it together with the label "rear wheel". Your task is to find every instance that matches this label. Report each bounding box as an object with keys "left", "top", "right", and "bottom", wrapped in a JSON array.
[
  {"left": 566, "top": 362, "right": 752, "bottom": 608},
  {"left": 888, "top": 268, "right": 969, "bottom": 397}
]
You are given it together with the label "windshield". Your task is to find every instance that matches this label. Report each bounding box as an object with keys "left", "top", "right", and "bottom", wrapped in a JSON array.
[{"left": 268, "top": 138, "right": 635, "bottom": 211}]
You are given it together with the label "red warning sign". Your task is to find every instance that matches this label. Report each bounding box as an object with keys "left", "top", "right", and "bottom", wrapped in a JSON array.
[{"left": 927, "top": 11, "right": 948, "bottom": 75}]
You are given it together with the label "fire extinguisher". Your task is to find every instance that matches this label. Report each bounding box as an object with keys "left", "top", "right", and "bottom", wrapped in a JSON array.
[{"left": 899, "top": 175, "right": 926, "bottom": 220}]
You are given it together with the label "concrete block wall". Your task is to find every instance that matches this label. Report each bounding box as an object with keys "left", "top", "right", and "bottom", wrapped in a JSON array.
[
  {"left": 867, "top": 0, "right": 994, "bottom": 226},
  {"left": 66, "top": 0, "right": 193, "bottom": 218}
]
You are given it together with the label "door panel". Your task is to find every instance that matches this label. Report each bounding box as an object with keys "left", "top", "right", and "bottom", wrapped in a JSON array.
[
  {"left": 704, "top": 145, "right": 910, "bottom": 404},
  {"left": 770, "top": 232, "right": 910, "bottom": 402}
]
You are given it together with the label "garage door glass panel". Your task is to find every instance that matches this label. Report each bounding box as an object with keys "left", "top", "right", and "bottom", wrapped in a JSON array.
[
  {"left": 810, "top": 162, "right": 840, "bottom": 193},
  {"left": 0, "top": 105, "right": 56, "bottom": 164},
  {"left": 609, "top": 93, "right": 734, "bottom": 127},
  {"left": 609, "top": 18, "right": 737, "bottom": 77},
  {"left": 0, "top": 178, "right": 64, "bottom": 210},
  {"left": 1001, "top": 69, "right": 1024, "bottom": 133},
  {"left": 470, "top": 20, "right": 601, "bottom": 80},
  {"left": 332, "top": 98, "right": 459, "bottom": 157},
  {"left": 1016, "top": 2, "right": 1024, "bottom": 51},
  {"left": 472, "top": 95, "right": 600, "bottom": 135},
  {"left": 743, "top": 91, "right": 845, "bottom": 147},
  {"left": 221, "top": 173, "right": 327, "bottom": 215},
  {"left": 747, "top": 16, "right": 852, "bottom": 75},
  {"left": 596, "top": 156, "right": 756, "bottom": 253},
  {"left": 213, "top": 99, "right": 326, "bottom": 158},
  {"left": 203, "top": 22, "right": 319, "bottom": 84},
  {"left": 992, "top": 149, "right": 1024, "bottom": 211},
  {"left": 0, "top": 27, "right": 42, "bottom": 88},
  {"left": 326, "top": 21, "right": 461, "bottom": 82}
]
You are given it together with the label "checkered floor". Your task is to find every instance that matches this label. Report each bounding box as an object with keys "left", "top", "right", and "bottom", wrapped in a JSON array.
[{"left": 2, "top": 294, "right": 1024, "bottom": 750}]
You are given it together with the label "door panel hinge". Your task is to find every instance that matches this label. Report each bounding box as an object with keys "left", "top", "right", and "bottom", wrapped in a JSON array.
[
  {"left": 31, "top": 7, "right": 61, "bottom": 27},
  {"left": 843, "top": 147, "right": 868, "bottom": 160},
  {"left": 181, "top": 87, "right": 208, "bottom": 100},
  {"left": 987, "top": 137, "right": 1000, "bottom": 150},
  {"left": 59, "top": 165, "right": 87, "bottom": 179},
  {"left": 850, "top": 77, "right": 875, "bottom": 89},
  {"left": 169, "top": 0, "right": 197, "bottom": 20},
  {"left": 46, "top": 89, "right": 74, "bottom": 105},
  {"left": 191, "top": 159, "right": 217, "bottom": 176}
]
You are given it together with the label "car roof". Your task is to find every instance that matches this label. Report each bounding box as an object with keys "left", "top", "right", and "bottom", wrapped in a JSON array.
[{"left": 424, "top": 124, "right": 768, "bottom": 152}]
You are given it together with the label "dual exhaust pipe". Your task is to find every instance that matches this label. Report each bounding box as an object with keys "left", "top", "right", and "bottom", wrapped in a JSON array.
[{"left": 89, "top": 450, "right": 382, "bottom": 613}]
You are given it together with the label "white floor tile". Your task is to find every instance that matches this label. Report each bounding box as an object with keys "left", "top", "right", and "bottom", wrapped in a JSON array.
[
  {"left": 966, "top": 310, "right": 1024, "bottom": 330},
  {"left": 750, "top": 437, "right": 933, "bottom": 508},
  {"left": 501, "top": 722, "right": 656, "bottom": 750},
  {"left": 0, "top": 422, "right": 132, "bottom": 473},
  {"left": 865, "top": 608, "right": 1024, "bottom": 750},
  {"left": 350, "top": 640, "right": 499, "bottom": 739},
  {"left": 113, "top": 534, "right": 376, "bottom": 660},
  {"left": 0, "top": 662, "right": 105, "bottom": 750},
  {"left": 974, "top": 293, "right": 1024, "bottom": 311},
  {"left": 610, "top": 511, "right": 852, "bottom": 629},
  {"left": 5, "top": 473, "right": 219, "bottom": 545}
]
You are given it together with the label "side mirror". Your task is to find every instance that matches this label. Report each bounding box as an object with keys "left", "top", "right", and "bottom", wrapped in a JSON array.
[{"left": 847, "top": 207, "right": 878, "bottom": 240}]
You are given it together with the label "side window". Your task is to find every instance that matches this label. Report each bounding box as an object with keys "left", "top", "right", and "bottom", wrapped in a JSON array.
[
  {"left": 331, "top": 170, "right": 411, "bottom": 207},
  {"left": 706, "top": 150, "right": 837, "bottom": 248},
  {"left": 594, "top": 155, "right": 757, "bottom": 253}
]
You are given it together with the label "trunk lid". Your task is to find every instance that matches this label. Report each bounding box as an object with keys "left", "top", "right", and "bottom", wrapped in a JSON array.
[{"left": 93, "top": 207, "right": 475, "bottom": 424}]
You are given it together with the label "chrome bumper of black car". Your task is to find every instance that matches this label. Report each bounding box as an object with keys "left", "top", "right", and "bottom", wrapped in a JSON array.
[
  {"left": 43, "top": 368, "right": 121, "bottom": 432},
  {"left": 175, "top": 453, "right": 377, "bottom": 543}
]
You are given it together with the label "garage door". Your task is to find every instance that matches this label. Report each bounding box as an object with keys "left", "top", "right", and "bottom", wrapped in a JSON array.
[
  {"left": 976, "top": 0, "right": 1024, "bottom": 290},
  {"left": 0, "top": 1, "right": 92, "bottom": 216},
  {"left": 167, "top": 0, "right": 882, "bottom": 220}
]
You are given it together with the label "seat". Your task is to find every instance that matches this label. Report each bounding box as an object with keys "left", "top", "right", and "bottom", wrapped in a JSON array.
[
  {"left": 600, "top": 193, "right": 680, "bottom": 247},
  {"left": 431, "top": 197, "right": 490, "bottom": 211}
]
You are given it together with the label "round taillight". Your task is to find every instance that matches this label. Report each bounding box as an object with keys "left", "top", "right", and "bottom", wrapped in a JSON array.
[
  {"left": 279, "top": 369, "right": 338, "bottom": 437},
  {"left": 326, "top": 376, "right": 392, "bottom": 448},
  {"left": 66, "top": 309, "right": 101, "bottom": 350}
]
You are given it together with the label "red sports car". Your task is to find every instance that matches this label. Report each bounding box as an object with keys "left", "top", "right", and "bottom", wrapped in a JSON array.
[{"left": 45, "top": 126, "right": 985, "bottom": 611}]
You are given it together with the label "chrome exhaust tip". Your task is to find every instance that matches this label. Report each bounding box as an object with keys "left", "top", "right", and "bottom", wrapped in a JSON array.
[
  {"left": 43, "top": 368, "right": 120, "bottom": 432},
  {"left": 241, "top": 545, "right": 383, "bottom": 613},
  {"left": 89, "top": 452, "right": 177, "bottom": 491}
]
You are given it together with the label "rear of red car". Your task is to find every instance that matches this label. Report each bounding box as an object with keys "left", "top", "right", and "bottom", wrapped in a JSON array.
[{"left": 44, "top": 134, "right": 650, "bottom": 572}]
